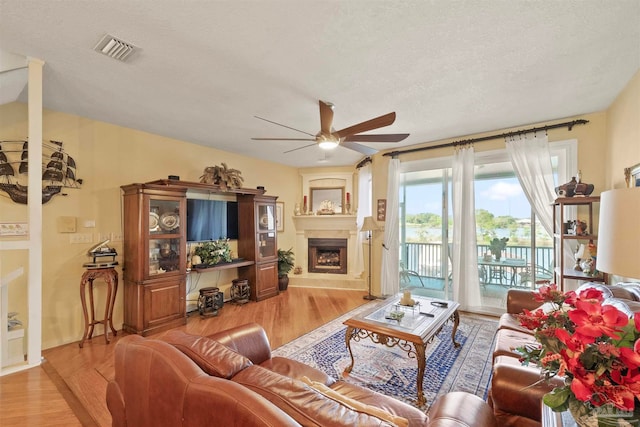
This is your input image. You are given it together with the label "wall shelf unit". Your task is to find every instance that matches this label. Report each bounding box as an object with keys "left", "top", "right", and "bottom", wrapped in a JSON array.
[
  {"left": 553, "top": 196, "right": 605, "bottom": 290},
  {"left": 121, "top": 180, "right": 278, "bottom": 335}
]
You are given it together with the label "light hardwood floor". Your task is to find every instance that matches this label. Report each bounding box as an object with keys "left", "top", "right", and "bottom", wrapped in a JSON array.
[{"left": 0, "top": 288, "right": 369, "bottom": 426}]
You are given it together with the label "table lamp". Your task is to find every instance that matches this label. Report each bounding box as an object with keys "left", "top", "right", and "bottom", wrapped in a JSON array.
[
  {"left": 361, "top": 216, "right": 379, "bottom": 300},
  {"left": 596, "top": 188, "right": 640, "bottom": 280}
]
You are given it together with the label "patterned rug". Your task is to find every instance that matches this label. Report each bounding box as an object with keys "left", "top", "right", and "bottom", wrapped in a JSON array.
[{"left": 272, "top": 302, "right": 498, "bottom": 410}]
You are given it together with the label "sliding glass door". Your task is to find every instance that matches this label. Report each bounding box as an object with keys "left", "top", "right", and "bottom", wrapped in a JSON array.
[
  {"left": 399, "top": 168, "right": 452, "bottom": 300},
  {"left": 472, "top": 157, "right": 552, "bottom": 312},
  {"left": 399, "top": 142, "right": 575, "bottom": 314}
]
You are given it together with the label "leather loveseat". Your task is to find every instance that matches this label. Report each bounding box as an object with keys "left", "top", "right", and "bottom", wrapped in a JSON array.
[
  {"left": 489, "top": 283, "right": 640, "bottom": 427},
  {"left": 106, "top": 322, "right": 497, "bottom": 427}
]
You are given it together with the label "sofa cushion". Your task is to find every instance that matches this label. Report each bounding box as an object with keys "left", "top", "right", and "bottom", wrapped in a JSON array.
[
  {"left": 329, "top": 380, "right": 429, "bottom": 426},
  {"left": 505, "top": 288, "right": 542, "bottom": 314},
  {"left": 164, "top": 330, "right": 252, "bottom": 379},
  {"left": 429, "top": 391, "right": 497, "bottom": 427},
  {"left": 232, "top": 365, "right": 406, "bottom": 426},
  {"left": 603, "top": 297, "right": 640, "bottom": 316},
  {"left": 616, "top": 282, "right": 640, "bottom": 301},
  {"left": 497, "top": 312, "right": 535, "bottom": 334},
  {"left": 260, "top": 356, "right": 337, "bottom": 387},
  {"left": 493, "top": 328, "right": 538, "bottom": 362},
  {"left": 576, "top": 282, "right": 614, "bottom": 298},
  {"left": 300, "top": 376, "right": 409, "bottom": 427},
  {"left": 206, "top": 322, "right": 272, "bottom": 365},
  {"left": 490, "top": 356, "right": 562, "bottom": 425}
]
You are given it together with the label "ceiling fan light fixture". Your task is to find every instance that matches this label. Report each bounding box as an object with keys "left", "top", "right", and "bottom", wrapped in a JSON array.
[
  {"left": 318, "top": 140, "right": 339, "bottom": 150},
  {"left": 254, "top": 100, "right": 408, "bottom": 156}
]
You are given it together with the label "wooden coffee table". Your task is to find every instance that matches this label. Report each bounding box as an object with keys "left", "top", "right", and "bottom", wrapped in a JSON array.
[{"left": 343, "top": 294, "right": 460, "bottom": 406}]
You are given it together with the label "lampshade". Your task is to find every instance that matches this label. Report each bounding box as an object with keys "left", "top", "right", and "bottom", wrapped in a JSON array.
[
  {"left": 361, "top": 216, "right": 378, "bottom": 232},
  {"left": 596, "top": 188, "right": 640, "bottom": 279}
]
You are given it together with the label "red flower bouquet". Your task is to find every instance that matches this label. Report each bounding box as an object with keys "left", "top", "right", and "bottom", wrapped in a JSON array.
[{"left": 517, "top": 284, "right": 640, "bottom": 425}]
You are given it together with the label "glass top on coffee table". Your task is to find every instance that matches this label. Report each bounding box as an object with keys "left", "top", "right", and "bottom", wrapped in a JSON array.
[
  {"left": 343, "top": 293, "right": 460, "bottom": 406},
  {"left": 356, "top": 294, "right": 460, "bottom": 339}
]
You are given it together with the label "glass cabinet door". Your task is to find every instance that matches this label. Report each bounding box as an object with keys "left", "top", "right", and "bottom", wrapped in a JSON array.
[
  {"left": 149, "top": 199, "right": 181, "bottom": 236},
  {"left": 148, "top": 198, "right": 182, "bottom": 276},
  {"left": 258, "top": 232, "right": 276, "bottom": 259},
  {"left": 257, "top": 204, "right": 275, "bottom": 231},
  {"left": 257, "top": 202, "right": 276, "bottom": 260},
  {"left": 149, "top": 238, "right": 181, "bottom": 275}
]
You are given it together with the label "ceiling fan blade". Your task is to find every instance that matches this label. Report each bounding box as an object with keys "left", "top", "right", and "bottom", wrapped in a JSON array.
[
  {"left": 344, "top": 133, "right": 409, "bottom": 143},
  {"left": 333, "top": 112, "right": 396, "bottom": 139},
  {"left": 340, "top": 141, "right": 379, "bottom": 155},
  {"left": 252, "top": 138, "right": 316, "bottom": 141},
  {"left": 254, "top": 116, "right": 315, "bottom": 137},
  {"left": 319, "top": 100, "right": 334, "bottom": 135},
  {"left": 283, "top": 143, "right": 318, "bottom": 154}
]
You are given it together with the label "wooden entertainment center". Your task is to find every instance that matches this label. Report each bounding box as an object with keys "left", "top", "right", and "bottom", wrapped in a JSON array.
[{"left": 121, "top": 179, "right": 278, "bottom": 336}]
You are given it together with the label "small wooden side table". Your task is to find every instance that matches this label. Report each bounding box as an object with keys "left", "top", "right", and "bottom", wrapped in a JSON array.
[{"left": 79, "top": 267, "right": 118, "bottom": 348}]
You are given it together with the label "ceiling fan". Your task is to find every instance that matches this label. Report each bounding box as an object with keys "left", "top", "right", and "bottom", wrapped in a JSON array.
[{"left": 252, "top": 100, "right": 409, "bottom": 155}]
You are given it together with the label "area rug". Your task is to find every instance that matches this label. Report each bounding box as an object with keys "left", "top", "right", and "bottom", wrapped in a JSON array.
[{"left": 272, "top": 302, "right": 498, "bottom": 410}]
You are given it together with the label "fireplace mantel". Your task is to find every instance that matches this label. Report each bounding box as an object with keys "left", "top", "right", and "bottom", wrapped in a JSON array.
[{"left": 292, "top": 215, "right": 357, "bottom": 232}]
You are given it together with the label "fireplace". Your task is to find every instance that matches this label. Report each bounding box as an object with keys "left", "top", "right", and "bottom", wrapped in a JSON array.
[
  {"left": 291, "top": 214, "right": 362, "bottom": 290},
  {"left": 308, "top": 238, "right": 347, "bottom": 274}
]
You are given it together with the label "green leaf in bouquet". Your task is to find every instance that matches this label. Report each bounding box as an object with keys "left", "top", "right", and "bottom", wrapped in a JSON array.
[{"left": 543, "top": 387, "right": 570, "bottom": 411}]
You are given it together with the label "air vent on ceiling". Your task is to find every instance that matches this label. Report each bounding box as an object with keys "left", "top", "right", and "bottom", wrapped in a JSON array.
[{"left": 93, "top": 34, "right": 137, "bottom": 62}]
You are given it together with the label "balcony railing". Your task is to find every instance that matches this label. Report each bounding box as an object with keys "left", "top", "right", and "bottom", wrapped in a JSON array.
[{"left": 401, "top": 242, "right": 554, "bottom": 285}]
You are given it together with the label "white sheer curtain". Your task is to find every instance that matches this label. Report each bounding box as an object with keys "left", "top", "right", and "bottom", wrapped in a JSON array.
[
  {"left": 381, "top": 158, "right": 400, "bottom": 296},
  {"left": 354, "top": 163, "right": 372, "bottom": 277},
  {"left": 452, "top": 146, "right": 481, "bottom": 310},
  {"left": 505, "top": 132, "right": 555, "bottom": 235}
]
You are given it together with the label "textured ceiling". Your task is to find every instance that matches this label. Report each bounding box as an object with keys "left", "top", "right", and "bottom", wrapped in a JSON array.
[{"left": 0, "top": 0, "right": 638, "bottom": 168}]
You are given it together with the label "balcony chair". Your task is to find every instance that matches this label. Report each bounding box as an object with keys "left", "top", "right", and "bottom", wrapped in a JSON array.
[
  {"left": 399, "top": 262, "right": 425, "bottom": 288},
  {"left": 518, "top": 264, "right": 553, "bottom": 288}
]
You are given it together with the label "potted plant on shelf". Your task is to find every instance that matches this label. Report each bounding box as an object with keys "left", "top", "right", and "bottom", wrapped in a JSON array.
[
  {"left": 277, "top": 248, "right": 295, "bottom": 291},
  {"left": 193, "top": 238, "right": 232, "bottom": 267}
]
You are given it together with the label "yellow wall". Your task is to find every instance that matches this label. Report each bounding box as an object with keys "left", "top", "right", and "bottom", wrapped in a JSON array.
[
  {"left": 606, "top": 69, "right": 640, "bottom": 189},
  {"left": 0, "top": 102, "right": 299, "bottom": 349}
]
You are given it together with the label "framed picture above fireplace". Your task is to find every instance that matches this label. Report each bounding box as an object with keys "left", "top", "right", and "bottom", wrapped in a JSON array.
[{"left": 310, "top": 187, "right": 344, "bottom": 214}]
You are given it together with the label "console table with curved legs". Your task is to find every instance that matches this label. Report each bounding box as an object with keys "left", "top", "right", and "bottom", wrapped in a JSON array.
[{"left": 79, "top": 267, "right": 118, "bottom": 348}]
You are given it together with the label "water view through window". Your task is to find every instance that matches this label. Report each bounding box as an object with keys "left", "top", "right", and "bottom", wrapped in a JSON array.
[{"left": 399, "top": 156, "right": 557, "bottom": 314}]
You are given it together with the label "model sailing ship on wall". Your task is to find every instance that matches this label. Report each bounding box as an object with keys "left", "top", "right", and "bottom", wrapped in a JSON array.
[{"left": 0, "top": 139, "right": 82, "bottom": 204}]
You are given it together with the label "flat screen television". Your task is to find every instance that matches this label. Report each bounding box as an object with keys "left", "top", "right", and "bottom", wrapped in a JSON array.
[{"left": 186, "top": 199, "right": 239, "bottom": 242}]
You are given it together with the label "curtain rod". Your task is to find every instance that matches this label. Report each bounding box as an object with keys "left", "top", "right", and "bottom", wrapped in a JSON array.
[
  {"left": 355, "top": 156, "right": 372, "bottom": 169},
  {"left": 382, "top": 119, "right": 589, "bottom": 158}
]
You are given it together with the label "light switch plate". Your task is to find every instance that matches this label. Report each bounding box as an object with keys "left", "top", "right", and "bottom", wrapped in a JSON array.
[{"left": 57, "top": 216, "right": 77, "bottom": 233}]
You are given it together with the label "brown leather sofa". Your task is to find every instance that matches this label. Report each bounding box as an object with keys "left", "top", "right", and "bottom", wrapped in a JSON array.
[
  {"left": 107, "top": 322, "right": 497, "bottom": 427},
  {"left": 489, "top": 283, "right": 640, "bottom": 427}
]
